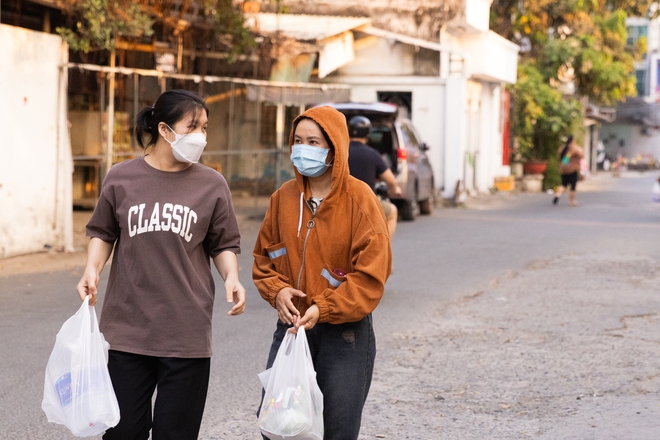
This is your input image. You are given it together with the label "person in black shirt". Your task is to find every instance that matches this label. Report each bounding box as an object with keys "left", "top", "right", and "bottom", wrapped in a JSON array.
[{"left": 347, "top": 115, "right": 402, "bottom": 238}]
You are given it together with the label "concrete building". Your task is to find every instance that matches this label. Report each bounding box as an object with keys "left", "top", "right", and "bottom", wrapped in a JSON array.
[
  {"left": 600, "top": 16, "right": 660, "bottom": 163},
  {"left": 249, "top": 0, "right": 519, "bottom": 197}
]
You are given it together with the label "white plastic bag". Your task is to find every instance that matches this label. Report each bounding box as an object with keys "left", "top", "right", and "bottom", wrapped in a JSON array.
[
  {"left": 652, "top": 181, "right": 660, "bottom": 203},
  {"left": 257, "top": 327, "right": 323, "bottom": 440},
  {"left": 42, "top": 297, "right": 120, "bottom": 437}
]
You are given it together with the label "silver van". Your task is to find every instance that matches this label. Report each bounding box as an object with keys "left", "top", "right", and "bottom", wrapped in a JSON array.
[{"left": 320, "top": 102, "right": 435, "bottom": 220}]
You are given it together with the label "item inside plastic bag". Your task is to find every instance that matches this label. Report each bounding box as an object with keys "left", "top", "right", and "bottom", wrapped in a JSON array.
[
  {"left": 257, "top": 327, "right": 323, "bottom": 440},
  {"left": 42, "top": 297, "right": 120, "bottom": 437}
]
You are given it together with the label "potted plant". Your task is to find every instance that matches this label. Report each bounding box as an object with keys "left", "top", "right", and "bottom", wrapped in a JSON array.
[{"left": 523, "top": 159, "right": 549, "bottom": 175}]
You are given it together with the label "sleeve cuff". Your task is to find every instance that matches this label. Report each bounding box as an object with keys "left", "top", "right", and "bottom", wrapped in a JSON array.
[
  {"left": 313, "top": 294, "right": 330, "bottom": 323},
  {"left": 265, "top": 279, "right": 290, "bottom": 308}
]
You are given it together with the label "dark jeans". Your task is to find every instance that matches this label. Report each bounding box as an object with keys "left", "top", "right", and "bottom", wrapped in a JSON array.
[
  {"left": 261, "top": 315, "right": 376, "bottom": 440},
  {"left": 103, "top": 350, "right": 210, "bottom": 440}
]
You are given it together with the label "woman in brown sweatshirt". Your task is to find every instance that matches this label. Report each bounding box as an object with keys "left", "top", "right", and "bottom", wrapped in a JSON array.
[{"left": 253, "top": 106, "right": 392, "bottom": 439}]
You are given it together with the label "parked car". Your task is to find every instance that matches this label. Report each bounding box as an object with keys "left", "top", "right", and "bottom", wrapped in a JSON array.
[{"left": 317, "top": 102, "right": 434, "bottom": 220}]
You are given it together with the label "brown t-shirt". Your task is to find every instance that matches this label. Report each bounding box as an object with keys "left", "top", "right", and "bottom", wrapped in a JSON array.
[{"left": 87, "top": 157, "right": 241, "bottom": 358}]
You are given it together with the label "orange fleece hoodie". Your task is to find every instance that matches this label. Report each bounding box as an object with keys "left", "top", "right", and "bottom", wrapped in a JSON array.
[{"left": 252, "top": 106, "right": 392, "bottom": 324}]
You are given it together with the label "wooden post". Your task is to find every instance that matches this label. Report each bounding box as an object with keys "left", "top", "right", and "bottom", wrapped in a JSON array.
[{"left": 105, "top": 49, "right": 116, "bottom": 175}]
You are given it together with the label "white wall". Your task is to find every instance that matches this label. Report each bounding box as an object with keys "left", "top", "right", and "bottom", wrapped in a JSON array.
[
  {"left": 600, "top": 123, "right": 660, "bottom": 159},
  {"left": 648, "top": 20, "right": 660, "bottom": 102},
  {"left": 326, "top": 70, "right": 510, "bottom": 198},
  {"left": 0, "top": 25, "right": 73, "bottom": 258},
  {"left": 465, "top": 0, "right": 493, "bottom": 33},
  {"left": 339, "top": 38, "right": 415, "bottom": 76},
  {"left": 326, "top": 24, "right": 516, "bottom": 198},
  {"left": 327, "top": 76, "right": 446, "bottom": 191},
  {"left": 460, "top": 31, "right": 519, "bottom": 84},
  {"left": 443, "top": 76, "right": 467, "bottom": 197},
  {"left": 478, "top": 84, "right": 510, "bottom": 192},
  {"left": 457, "top": 81, "right": 510, "bottom": 195}
]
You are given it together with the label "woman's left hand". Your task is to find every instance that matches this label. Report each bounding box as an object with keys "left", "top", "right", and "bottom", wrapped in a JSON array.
[
  {"left": 212, "top": 251, "right": 246, "bottom": 316},
  {"left": 289, "top": 304, "right": 319, "bottom": 334},
  {"left": 225, "top": 277, "right": 246, "bottom": 316}
]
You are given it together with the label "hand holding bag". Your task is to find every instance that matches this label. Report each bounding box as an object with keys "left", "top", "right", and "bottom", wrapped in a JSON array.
[
  {"left": 257, "top": 327, "right": 324, "bottom": 440},
  {"left": 42, "top": 297, "right": 120, "bottom": 437}
]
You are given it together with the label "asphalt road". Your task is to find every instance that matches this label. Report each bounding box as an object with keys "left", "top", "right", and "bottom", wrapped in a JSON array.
[{"left": 1, "top": 170, "right": 659, "bottom": 439}]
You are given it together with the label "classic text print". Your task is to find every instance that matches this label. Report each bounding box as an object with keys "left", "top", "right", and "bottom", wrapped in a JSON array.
[{"left": 127, "top": 202, "right": 197, "bottom": 242}]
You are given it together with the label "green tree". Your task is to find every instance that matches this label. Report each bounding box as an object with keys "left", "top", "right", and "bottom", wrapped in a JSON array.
[
  {"left": 56, "top": 0, "right": 254, "bottom": 61},
  {"left": 491, "top": 0, "right": 655, "bottom": 166},
  {"left": 202, "top": 0, "right": 256, "bottom": 59},
  {"left": 56, "top": 0, "right": 153, "bottom": 52},
  {"left": 537, "top": 10, "right": 637, "bottom": 105},
  {"left": 510, "top": 62, "right": 582, "bottom": 161}
]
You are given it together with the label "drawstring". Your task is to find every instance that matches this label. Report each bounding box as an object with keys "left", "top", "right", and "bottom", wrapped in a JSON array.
[{"left": 297, "top": 192, "right": 304, "bottom": 237}]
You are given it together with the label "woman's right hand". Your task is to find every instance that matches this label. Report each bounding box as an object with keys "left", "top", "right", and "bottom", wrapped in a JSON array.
[
  {"left": 76, "top": 265, "right": 100, "bottom": 306},
  {"left": 275, "top": 287, "right": 306, "bottom": 325},
  {"left": 76, "top": 238, "right": 113, "bottom": 306}
]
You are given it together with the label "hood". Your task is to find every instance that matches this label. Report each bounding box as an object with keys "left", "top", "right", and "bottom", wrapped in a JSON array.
[{"left": 289, "top": 106, "right": 349, "bottom": 199}]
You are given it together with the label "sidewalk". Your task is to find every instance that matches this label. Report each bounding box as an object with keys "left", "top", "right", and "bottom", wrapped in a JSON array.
[{"left": 461, "top": 170, "right": 614, "bottom": 211}]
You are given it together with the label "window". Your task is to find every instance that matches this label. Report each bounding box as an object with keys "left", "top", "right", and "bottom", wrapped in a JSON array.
[
  {"left": 627, "top": 25, "right": 648, "bottom": 46},
  {"left": 377, "top": 91, "right": 412, "bottom": 119},
  {"left": 636, "top": 69, "right": 647, "bottom": 96},
  {"left": 400, "top": 122, "right": 421, "bottom": 149}
]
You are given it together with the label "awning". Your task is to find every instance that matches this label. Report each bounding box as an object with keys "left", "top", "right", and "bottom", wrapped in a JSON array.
[
  {"left": 246, "top": 83, "right": 350, "bottom": 106},
  {"left": 246, "top": 13, "right": 371, "bottom": 79},
  {"left": 357, "top": 26, "right": 468, "bottom": 57},
  {"left": 65, "top": 62, "right": 351, "bottom": 106},
  {"left": 245, "top": 13, "right": 371, "bottom": 41}
]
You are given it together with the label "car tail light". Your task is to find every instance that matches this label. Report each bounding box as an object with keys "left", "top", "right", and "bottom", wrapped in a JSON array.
[{"left": 397, "top": 149, "right": 408, "bottom": 160}]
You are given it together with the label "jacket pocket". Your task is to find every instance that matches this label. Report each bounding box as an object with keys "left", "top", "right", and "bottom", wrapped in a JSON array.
[
  {"left": 266, "top": 242, "right": 291, "bottom": 278},
  {"left": 320, "top": 267, "right": 347, "bottom": 288}
]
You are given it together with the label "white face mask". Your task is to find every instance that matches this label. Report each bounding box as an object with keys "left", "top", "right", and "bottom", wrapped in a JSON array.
[{"left": 163, "top": 124, "right": 207, "bottom": 163}]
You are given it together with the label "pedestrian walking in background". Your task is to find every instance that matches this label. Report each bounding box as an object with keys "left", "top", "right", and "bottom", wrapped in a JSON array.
[
  {"left": 553, "top": 134, "right": 584, "bottom": 207},
  {"left": 76, "top": 89, "right": 246, "bottom": 440},
  {"left": 347, "top": 115, "right": 403, "bottom": 239},
  {"left": 253, "top": 106, "right": 392, "bottom": 439}
]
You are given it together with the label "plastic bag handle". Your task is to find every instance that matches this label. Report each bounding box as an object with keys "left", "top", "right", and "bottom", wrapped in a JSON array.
[
  {"left": 80, "top": 296, "right": 101, "bottom": 335},
  {"left": 295, "top": 327, "right": 316, "bottom": 372},
  {"left": 88, "top": 300, "right": 100, "bottom": 334}
]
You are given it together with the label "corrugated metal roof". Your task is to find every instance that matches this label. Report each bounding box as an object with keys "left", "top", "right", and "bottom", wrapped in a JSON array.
[{"left": 247, "top": 13, "right": 371, "bottom": 41}]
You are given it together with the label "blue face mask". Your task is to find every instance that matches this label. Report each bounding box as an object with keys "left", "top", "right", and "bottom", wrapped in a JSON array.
[{"left": 291, "top": 144, "right": 332, "bottom": 177}]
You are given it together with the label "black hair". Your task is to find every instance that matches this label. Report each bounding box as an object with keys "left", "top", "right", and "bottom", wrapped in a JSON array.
[
  {"left": 135, "top": 89, "right": 209, "bottom": 149},
  {"left": 560, "top": 134, "right": 573, "bottom": 160},
  {"left": 293, "top": 116, "right": 334, "bottom": 151}
]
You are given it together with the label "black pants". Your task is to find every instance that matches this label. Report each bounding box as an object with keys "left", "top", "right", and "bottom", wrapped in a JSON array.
[
  {"left": 561, "top": 171, "right": 579, "bottom": 191},
  {"left": 261, "top": 316, "right": 376, "bottom": 440},
  {"left": 103, "top": 350, "right": 210, "bottom": 440}
]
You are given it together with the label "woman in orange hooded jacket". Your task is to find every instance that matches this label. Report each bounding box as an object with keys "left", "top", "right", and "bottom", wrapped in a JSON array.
[{"left": 253, "top": 106, "right": 392, "bottom": 439}]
